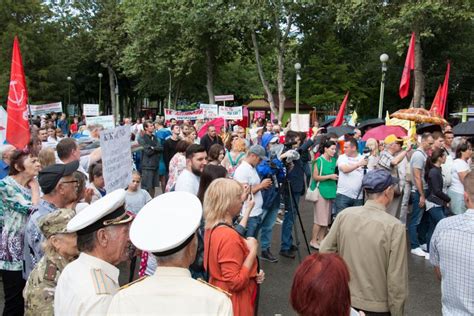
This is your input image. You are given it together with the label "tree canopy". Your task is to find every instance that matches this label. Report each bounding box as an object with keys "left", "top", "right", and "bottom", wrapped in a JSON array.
[{"left": 0, "top": 0, "right": 472, "bottom": 120}]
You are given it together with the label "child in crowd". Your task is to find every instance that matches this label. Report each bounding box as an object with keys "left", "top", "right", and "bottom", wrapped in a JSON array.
[{"left": 125, "top": 171, "right": 152, "bottom": 215}]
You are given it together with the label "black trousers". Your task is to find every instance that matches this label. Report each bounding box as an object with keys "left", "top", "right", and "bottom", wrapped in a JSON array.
[{"left": 1, "top": 270, "right": 25, "bottom": 316}]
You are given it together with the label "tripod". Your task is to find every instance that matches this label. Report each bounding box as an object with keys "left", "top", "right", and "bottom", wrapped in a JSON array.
[{"left": 285, "top": 180, "right": 311, "bottom": 261}]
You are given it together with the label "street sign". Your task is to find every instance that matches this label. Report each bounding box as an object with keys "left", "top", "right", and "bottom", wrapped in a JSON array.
[{"left": 215, "top": 95, "right": 234, "bottom": 102}]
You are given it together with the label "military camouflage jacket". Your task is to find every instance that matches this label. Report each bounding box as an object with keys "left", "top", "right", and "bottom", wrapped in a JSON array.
[{"left": 23, "top": 250, "right": 70, "bottom": 316}]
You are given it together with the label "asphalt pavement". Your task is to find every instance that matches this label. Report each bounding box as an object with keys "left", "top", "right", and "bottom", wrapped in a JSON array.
[{"left": 258, "top": 199, "right": 442, "bottom": 315}]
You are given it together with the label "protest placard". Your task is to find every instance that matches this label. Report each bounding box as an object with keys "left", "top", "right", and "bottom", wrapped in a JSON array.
[
  {"left": 290, "top": 113, "right": 310, "bottom": 132},
  {"left": 164, "top": 109, "right": 204, "bottom": 121},
  {"left": 29, "top": 102, "right": 63, "bottom": 116},
  {"left": 83, "top": 104, "right": 100, "bottom": 116},
  {"left": 86, "top": 115, "right": 115, "bottom": 129},
  {"left": 199, "top": 103, "right": 218, "bottom": 119},
  {"left": 218, "top": 106, "right": 243, "bottom": 120},
  {"left": 100, "top": 125, "right": 132, "bottom": 192}
]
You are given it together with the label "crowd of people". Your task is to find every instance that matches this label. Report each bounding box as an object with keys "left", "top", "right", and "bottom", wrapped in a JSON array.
[{"left": 0, "top": 112, "right": 473, "bottom": 315}]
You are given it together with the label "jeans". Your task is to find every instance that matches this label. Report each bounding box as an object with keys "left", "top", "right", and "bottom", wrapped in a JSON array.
[
  {"left": 259, "top": 203, "right": 280, "bottom": 251},
  {"left": 245, "top": 216, "right": 262, "bottom": 238},
  {"left": 280, "top": 191, "right": 302, "bottom": 251},
  {"left": 426, "top": 206, "right": 446, "bottom": 252},
  {"left": 303, "top": 161, "right": 311, "bottom": 188},
  {"left": 408, "top": 191, "right": 425, "bottom": 249},
  {"left": 334, "top": 193, "right": 363, "bottom": 215}
]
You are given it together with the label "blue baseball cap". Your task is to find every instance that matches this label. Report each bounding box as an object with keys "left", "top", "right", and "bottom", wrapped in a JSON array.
[{"left": 362, "top": 169, "right": 398, "bottom": 193}]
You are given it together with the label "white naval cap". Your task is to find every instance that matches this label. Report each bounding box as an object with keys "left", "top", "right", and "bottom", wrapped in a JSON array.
[
  {"left": 67, "top": 188, "right": 133, "bottom": 235},
  {"left": 130, "top": 192, "right": 202, "bottom": 255}
]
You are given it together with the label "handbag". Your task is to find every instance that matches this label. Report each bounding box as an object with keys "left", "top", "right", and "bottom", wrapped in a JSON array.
[{"left": 305, "top": 158, "right": 323, "bottom": 202}]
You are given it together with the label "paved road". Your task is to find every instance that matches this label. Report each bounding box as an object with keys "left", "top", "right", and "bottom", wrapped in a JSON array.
[
  {"left": 258, "top": 199, "right": 442, "bottom": 315},
  {"left": 0, "top": 199, "right": 441, "bottom": 315}
]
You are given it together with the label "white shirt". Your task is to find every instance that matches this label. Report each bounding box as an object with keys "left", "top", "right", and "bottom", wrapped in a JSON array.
[
  {"left": 55, "top": 252, "right": 120, "bottom": 316},
  {"left": 175, "top": 169, "right": 200, "bottom": 195},
  {"left": 336, "top": 154, "right": 365, "bottom": 199},
  {"left": 107, "top": 267, "right": 233, "bottom": 315},
  {"left": 233, "top": 160, "right": 264, "bottom": 216},
  {"left": 450, "top": 159, "right": 470, "bottom": 194}
]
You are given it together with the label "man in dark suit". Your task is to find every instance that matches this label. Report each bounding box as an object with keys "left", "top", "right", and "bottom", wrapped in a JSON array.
[{"left": 138, "top": 120, "right": 162, "bottom": 196}]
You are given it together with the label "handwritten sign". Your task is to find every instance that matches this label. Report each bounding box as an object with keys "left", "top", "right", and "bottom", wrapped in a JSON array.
[
  {"left": 218, "top": 106, "right": 243, "bottom": 120},
  {"left": 86, "top": 115, "right": 115, "bottom": 129},
  {"left": 83, "top": 104, "right": 100, "bottom": 116},
  {"left": 164, "top": 109, "right": 204, "bottom": 121},
  {"left": 199, "top": 104, "right": 218, "bottom": 119},
  {"left": 29, "top": 102, "right": 63, "bottom": 116},
  {"left": 290, "top": 114, "right": 310, "bottom": 132},
  {"left": 100, "top": 126, "right": 132, "bottom": 192}
]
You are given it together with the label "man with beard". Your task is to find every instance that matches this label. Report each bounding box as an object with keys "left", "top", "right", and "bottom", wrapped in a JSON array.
[
  {"left": 54, "top": 189, "right": 133, "bottom": 315},
  {"left": 175, "top": 144, "right": 207, "bottom": 195}
]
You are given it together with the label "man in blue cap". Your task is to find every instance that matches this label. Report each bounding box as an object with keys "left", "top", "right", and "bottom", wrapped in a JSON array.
[{"left": 320, "top": 169, "right": 408, "bottom": 316}]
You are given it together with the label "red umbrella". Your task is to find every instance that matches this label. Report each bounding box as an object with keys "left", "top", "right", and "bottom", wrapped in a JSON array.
[
  {"left": 362, "top": 125, "right": 407, "bottom": 141},
  {"left": 198, "top": 117, "right": 225, "bottom": 138}
]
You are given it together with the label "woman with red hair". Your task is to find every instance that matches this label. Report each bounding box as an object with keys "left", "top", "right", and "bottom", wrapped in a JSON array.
[{"left": 290, "top": 253, "right": 362, "bottom": 316}]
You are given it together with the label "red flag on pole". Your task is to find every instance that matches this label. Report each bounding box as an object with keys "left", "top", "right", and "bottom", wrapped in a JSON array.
[
  {"left": 438, "top": 61, "right": 450, "bottom": 117},
  {"left": 399, "top": 32, "right": 416, "bottom": 99},
  {"left": 6, "top": 36, "right": 30, "bottom": 149},
  {"left": 429, "top": 84, "right": 442, "bottom": 114},
  {"left": 333, "top": 92, "right": 349, "bottom": 127}
]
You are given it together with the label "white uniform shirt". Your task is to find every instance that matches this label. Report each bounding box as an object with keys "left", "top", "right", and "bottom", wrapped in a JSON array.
[
  {"left": 54, "top": 252, "right": 120, "bottom": 316},
  {"left": 107, "top": 267, "right": 233, "bottom": 315},
  {"left": 175, "top": 169, "right": 200, "bottom": 195}
]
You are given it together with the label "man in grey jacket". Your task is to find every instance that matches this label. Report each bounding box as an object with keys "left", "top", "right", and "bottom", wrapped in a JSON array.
[{"left": 138, "top": 120, "right": 162, "bottom": 197}]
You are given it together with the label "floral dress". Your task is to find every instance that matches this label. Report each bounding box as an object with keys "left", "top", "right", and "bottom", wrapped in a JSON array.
[
  {"left": 165, "top": 153, "right": 186, "bottom": 192},
  {"left": 0, "top": 176, "right": 33, "bottom": 271}
]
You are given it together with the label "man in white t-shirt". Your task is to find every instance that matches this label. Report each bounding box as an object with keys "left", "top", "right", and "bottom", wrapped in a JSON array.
[
  {"left": 233, "top": 145, "right": 272, "bottom": 238},
  {"left": 335, "top": 138, "right": 368, "bottom": 215},
  {"left": 175, "top": 144, "right": 207, "bottom": 195},
  {"left": 448, "top": 142, "right": 472, "bottom": 215}
]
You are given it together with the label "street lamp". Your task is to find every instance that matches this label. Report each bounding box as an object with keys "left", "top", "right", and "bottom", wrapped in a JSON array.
[
  {"left": 98, "top": 73, "right": 103, "bottom": 108},
  {"left": 294, "top": 63, "right": 302, "bottom": 114},
  {"left": 378, "top": 53, "right": 389, "bottom": 119},
  {"left": 67, "top": 76, "right": 72, "bottom": 107},
  {"left": 168, "top": 67, "right": 172, "bottom": 109}
]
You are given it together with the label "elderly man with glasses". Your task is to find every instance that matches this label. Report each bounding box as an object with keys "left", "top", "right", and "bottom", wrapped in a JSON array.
[{"left": 23, "top": 161, "right": 79, "bottom": 279}]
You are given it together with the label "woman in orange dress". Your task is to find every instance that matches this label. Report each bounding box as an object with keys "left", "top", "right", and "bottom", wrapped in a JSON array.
[{"left": 203, "top": 178, "right": 265, "bottom": 316}]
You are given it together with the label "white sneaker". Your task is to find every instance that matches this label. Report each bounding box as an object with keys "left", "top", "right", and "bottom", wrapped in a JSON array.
[
  {"left": 425, "top": 253, "right": 430, "bottom": 260},
  {"left": 411, "top": 247, "right": 427, "bottom": 257},
  {"left": 420, "top": 244, "right": 428, "bottom": 252}
]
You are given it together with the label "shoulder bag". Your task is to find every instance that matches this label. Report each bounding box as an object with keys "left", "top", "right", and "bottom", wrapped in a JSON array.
[{"left": 305, "top": 158, "right": 323, "bottom": 202}]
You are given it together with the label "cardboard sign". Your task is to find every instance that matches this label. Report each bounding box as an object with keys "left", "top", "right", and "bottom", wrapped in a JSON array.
[
  {"left": 86, "top": 115, "right": 115, "bottom": 129},
  {"left": 29, "top": 102, "right": 63, "bottom": 116},
  {"left": 83, "top": 104, "right": 100, "bottom": 116},
  {"left": 164, "top": 109, "right": 204, "bottom": 121},
  {"left": 215, "top": 95, "right": 234, "bottom": 102},
  {"left": 100, "top": 126, "right": 132, "bottom": 192},
  {"left": 218, "top": 106, "right": 243, "bottom": 120},
  {"left": 199, "top": 103, "right": 218, "bottom": 119},
  {"left": 290, "top": 114, "right": 310, "bottom": 132}
]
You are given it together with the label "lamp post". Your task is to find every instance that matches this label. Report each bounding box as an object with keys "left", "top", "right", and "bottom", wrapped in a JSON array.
[
  {"left": 168, "top": 67, "right": 172, "bottom": 109},
  {"left": 378, "top": 53, "right": 389, "bottom": 119},
  {"left": 98, "top": 73, "right": 103, "bottom": 108},
  {"left": 294, "top": 63, "right": 302, "bottom": 114},
  {"left": 67, "top": 76, "right": 72, "bottom": 107}
]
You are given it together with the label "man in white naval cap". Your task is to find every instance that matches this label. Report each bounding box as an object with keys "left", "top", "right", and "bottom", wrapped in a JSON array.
[
  {"left": 107, "top": 192, "right": 233, "bottom": 315},
  {"left": 54, "top": 189, "right": 133, "bottom": 315}
]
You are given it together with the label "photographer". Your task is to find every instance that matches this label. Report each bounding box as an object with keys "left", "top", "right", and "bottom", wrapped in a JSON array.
[
  {"left": 279, "top": 130, "right": 311, "bottom": 259},
  {"left": 256, "top": 134, "right": 286, "bottom": 262}
]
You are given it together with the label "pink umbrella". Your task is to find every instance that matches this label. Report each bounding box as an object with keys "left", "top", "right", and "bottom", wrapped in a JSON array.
[
  {"left": 362, "top": 125, "right": 407, "bottom": 141},
  {"left": 198, "top": 117, "right": 225, "bottom": 139}
]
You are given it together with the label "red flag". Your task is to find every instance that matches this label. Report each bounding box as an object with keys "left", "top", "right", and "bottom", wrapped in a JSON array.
[
  {"left": 333, "top": 92, "right": 349, "bottom": 127},
  {"left": 438, "top": 61, "right": 450, "bottom": 117},
  {"left": 429, "top": 84, "right": 442, "bottom": 114},
  {"left": 6, "top": 36, "right": 30, "bottom": 149},
  {"left": 399, "top": 32, "right": 416, "bottom": 99},
  {"left": 197, "top": 117, "right": 225, "bottom": 138}
]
